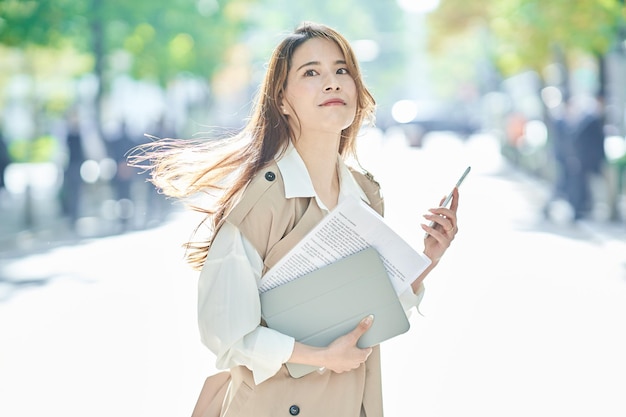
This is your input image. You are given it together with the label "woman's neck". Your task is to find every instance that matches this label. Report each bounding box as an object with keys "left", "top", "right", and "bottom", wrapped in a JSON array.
[{"left": 293, "top": 132, "right": 341, "bottom": 210}]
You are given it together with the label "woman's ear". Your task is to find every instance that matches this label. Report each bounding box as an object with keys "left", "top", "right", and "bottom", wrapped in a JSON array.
[{"left": 278, "top": 93, "right": 289, "bottom": 115}]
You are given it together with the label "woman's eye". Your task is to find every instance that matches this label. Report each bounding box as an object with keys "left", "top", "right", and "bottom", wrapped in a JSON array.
[
  {"left": 304, "top": 69, "right": 318, "bottom": 77},
  {"left": 337, "top": 68, "right": 350, "bottom": 75}
]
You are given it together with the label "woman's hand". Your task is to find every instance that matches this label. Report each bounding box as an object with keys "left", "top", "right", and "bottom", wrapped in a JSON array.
[
  {"left": 421, "top": 187, "right": 460, "bottom": 263},
  {"left": 289, "top": 315, "right": 374, "bottom": 373},
  {"left": 323, "top": 315, "right": 374, "bottom": 373}
]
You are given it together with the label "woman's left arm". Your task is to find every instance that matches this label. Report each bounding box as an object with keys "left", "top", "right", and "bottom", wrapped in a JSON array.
[{"left": 410, "top": 187, "right": 460, "bottom": 293}]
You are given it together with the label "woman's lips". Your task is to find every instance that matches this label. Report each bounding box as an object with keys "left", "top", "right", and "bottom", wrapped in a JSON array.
[{"left": 319, "top": 98, "right": 346, "bottom": 106}]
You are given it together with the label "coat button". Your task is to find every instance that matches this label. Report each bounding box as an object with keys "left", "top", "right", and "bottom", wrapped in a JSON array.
[
  {"left": 264, "top": 171, "right": 276, "bottom": 181},
  {"left": 289, "top": 404, "right": 300, "bottom": 415}
]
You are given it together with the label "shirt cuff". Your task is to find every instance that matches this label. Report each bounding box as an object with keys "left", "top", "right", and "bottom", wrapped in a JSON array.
[
  {"left": 244, "top": 327, "right": 295, "bottom": 385},
  {"left": 399, "top": 282, "right": 426, "bottom": 318}
]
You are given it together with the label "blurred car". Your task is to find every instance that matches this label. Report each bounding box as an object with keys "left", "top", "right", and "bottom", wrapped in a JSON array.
[{"left": 385, "top": 99, "right": 480, "bottom": 147}]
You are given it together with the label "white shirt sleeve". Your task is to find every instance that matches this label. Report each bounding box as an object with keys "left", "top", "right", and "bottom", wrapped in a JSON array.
[
  {"left": 197, "top": 221, "right": 295, "bottom": 385},
  {"left": 399, "top": 282, "right": 426, "bottom": 319}
]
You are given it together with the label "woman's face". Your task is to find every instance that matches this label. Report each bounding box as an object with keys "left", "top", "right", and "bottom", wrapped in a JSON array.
[{"left": 282, "top": 37, "right": 357, "bottom": 138}]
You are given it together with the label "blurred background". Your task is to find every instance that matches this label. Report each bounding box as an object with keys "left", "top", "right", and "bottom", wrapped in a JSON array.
[
  {"left": 1, "top": 1, "right": 625, "bottom": 416},
  {"left": 0, "top": 0, "right": 625, "bottom": 243}
]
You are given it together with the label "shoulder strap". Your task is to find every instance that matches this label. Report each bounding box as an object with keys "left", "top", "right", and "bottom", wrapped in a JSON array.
[
  {"left": 349, "top": 167, "right": 384, "bottom": 216},
  {"left": 227, "top": 161, "right": 281, "bottom": 226}
]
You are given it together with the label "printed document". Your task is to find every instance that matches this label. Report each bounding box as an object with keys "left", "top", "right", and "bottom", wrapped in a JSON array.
[{"left": 258, "top": 197, "right": 431, "bottom": 294}]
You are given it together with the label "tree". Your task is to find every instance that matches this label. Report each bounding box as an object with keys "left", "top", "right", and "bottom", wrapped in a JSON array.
[
  {"left": 0, "top": 0, "right": 255, "bottom": 135},
  {"left": 427, "top": 0, "right": 623, "bottom": 79}
]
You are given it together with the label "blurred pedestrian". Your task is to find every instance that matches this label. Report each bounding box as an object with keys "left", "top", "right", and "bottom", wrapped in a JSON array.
[
  {"left": 108, "top": 121, "right": 136, "bottom": 201},
  {"left": 544, "top": 94, "right": 606, "bottom": 222},
  {"left": 566, "top": 94, "right": 606, "bottom": 220},
  {"left": 106, "top": 120, "right": 137, "bottom": 228},
  {"left": 543, "top": 101, "right": 574, "bottom": 218},
  {"left": 129, "top": 22, "right": 461, "bottom": 417},
  {"left": 0, "top": 128, "right": 10, "bottom": 192},
  {"left": 61, "top": 110, "right": 85, "bottom": 226}
]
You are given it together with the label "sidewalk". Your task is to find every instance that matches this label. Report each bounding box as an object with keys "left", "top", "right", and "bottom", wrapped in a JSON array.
[
  {"left": 375, "top": 132, "right": 626, "bottom": 417},
  {"left": 502, "top": 161, "right": 626, "bottom": 256},
  {"left": 1, "top": 133, "right": 625, "bottom": 417}
]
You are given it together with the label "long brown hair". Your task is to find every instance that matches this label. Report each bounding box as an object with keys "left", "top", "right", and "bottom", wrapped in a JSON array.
[{"left": 128, "top": 22, "right": 376, "bottom": 270}]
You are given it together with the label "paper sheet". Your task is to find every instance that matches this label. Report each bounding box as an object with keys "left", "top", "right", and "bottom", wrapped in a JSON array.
[{"left": 258, "top": 197, "right": 432, "bottom": 294}]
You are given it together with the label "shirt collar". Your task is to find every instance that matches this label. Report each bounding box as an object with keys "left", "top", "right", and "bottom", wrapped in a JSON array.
[{"left": 276, "top": 142, "right": 370, "bottom": 210}]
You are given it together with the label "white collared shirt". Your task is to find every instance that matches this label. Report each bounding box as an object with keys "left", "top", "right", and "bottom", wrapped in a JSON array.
[{"left": 197, "top": 144, "right": 424, "bottom": 385}]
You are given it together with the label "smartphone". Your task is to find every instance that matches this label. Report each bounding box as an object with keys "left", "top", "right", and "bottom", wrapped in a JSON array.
[{"left": 425, "top": 166, "right": 471, "bottom": 231}]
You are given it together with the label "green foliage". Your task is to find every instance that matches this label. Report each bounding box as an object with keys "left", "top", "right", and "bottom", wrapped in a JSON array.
[
  {"left": 428, "top": 0, "right": 624, "bottom": 76},
  {"left": 4, "top": 0, "right": 621, "bottom": 102},
  {"left": 0, "top": 0, "right": 255, "bottom": 83}
]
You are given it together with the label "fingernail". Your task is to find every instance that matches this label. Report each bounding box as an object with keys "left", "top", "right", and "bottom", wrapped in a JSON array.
[{"left": 363, "top": 314, "right": 374, "bottom": 325}]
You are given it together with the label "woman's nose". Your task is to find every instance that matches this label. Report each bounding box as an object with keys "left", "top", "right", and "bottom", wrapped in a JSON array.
[{"left": 324, "top": 74, "right": 341, "bottom": 91}]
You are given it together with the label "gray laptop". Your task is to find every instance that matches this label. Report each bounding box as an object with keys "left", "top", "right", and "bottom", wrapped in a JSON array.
[{"left": 260, "top": 246, "right": 410, "bottom": 378}]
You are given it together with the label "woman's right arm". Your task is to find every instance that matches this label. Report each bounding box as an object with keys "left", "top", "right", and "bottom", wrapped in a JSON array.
[{"left": 198, "top": 221, "right": 295, "bottom": 385}]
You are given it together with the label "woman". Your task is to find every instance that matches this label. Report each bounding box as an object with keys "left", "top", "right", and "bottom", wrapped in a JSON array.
[{"left": 129, "top": 22, "right": 459, "bottom": 417}]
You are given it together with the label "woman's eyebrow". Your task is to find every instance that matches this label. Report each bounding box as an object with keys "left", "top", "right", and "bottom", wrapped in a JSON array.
[{"left": 296, "top": 60, "right": 347, "bottom": 72}]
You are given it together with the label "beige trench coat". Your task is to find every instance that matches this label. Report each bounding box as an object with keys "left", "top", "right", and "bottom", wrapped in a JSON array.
[{"left": 219, "top": 161, "right": 386, "bottom": 417}]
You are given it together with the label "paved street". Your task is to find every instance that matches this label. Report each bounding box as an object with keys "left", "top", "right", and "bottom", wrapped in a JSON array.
[{"left": 1, "top": 131, "right": 625, "bottom": 417}]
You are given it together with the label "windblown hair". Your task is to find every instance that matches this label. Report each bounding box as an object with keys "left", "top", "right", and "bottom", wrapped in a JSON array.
[{"left": 128, "top": 22, "right": 376, "bottom": 270}]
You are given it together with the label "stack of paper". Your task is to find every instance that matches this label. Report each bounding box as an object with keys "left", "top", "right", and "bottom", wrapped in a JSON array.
[{"left": 259, "top": 196, "right": 431, "bottom": 295}]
